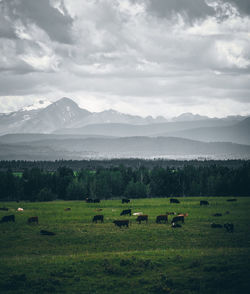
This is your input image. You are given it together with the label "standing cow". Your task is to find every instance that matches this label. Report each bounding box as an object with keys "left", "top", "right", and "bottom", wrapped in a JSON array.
[
  {"left": 200, "top": 200, "right": 209, "bottom": 206},
  {"left": 170, "top": 199, "right": 180, "bottom": 204},
  {"left": 92, "top": 215, "right": 104, "bottom": 223},
  {"left": 171, "top": 215, "right": 184, "bottom": 224},
  {"left": 136, "top": 215, "right": 148, "bottom": 224},
  {"left": 156, "top": 215, "right": 168, "bottom": 224},
  {"left": 122, "top": 199, "right": 130, "bottom": 204},
  {"left": 1, "top": 215, "right": 15, "bottom": 223},
  {"left": 120, "top": 209, "right": 131, "bottom": 216},
  {"left": 113, "top": 220, "right": 129, "bottom": 228}
]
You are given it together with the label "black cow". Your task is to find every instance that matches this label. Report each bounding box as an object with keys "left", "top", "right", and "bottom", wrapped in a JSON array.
[
  {"left": 224, "top": 223, "right": 234, "bottom": 233},
  {"left": 213, "top": 213, "right": 222, "bottom": 217},
  {"left": 211, "top": 223, "right": 222, "bottom": 228},
  {"left": 113, "top": 220, "right": 129, "bottom": 228},
  {"left": 172, "top": 222, "right": 182, "bottom": 228},
  {"left": 200, "top": 200, "right": 209, "bottom": 206},
  {"left": 93, "top": 199, "right": 100, "bottom": 203},
  {"left": 156, "top": 215, "right": 168, "bottom": 224},
  {"left": 136, "top": 215, "right": 148, "bottom": 224},
  {"left": 86, "top": 198, "right": 93, "bottom": 203},
  {"left": 1, "top": 215, "right": 15, "bottom": 223},
  {"left": 0, "top": 207, "right": 8, "bottom": 211},
  {"left": 120, "top": 209, "right": 131, "bottom": 216},
  {"left": 122, "top": 199, "right": 130, "bottom": 204},
  {"left": 171, "top": 216, "right": 184, "bottom": 224},
  {"left": 92, "top": 215, "right": 104, "bottom": 223},
  {"left": 170, "top": 198, "right": 180, "bottom": 204},
  {"left": 40, "top": 230, "right": 55, "bottom": 236},
  {"left": 227, "top": 199, "right": 237, "bottom": 202},
  {"left": 64, "top": 208, "right": 71, "bottom": 211},
  {"left": 28, "top": 216, "right": 38, "bottom": 224}
]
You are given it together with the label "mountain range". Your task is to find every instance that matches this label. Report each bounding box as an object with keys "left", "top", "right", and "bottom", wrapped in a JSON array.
[{"left": 0, "top": 97, "right": 249, "bottom": 160}]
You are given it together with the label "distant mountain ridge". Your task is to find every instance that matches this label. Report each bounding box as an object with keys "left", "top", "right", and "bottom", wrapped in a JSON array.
[
  {"left": 0, "top": 97, "right": 248, "bottom": 136},
  {"left": 0, "top": 97, "right": 249, "bottom": 161},
  {"left": 0, "top": 97, "right": 170, "bottom": 135}
]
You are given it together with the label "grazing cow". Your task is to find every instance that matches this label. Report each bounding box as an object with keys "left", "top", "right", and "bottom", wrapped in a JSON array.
[
  {"left": 1, "top": 215, "right": 15, "bottom": 223},
  {"left": 40, "top": 230, "right": 55, "bottom": 236},
  {"left": 93, "top": 199, "right": 100, "bottom": 203},
  {"left": 122, "top": 199, "right": 130, "bottom": 204},
  {"left": 166, "top": 212, "right": 176, "bottom": 215},
  {"left": 224, "top": 223, "right": 234, "bottom": 233},
  {"left": 64, "top": 208, "right": 71, "bottom": 211},
  {"left": 136, "top": 215, "right": 148, "bottom": 224},
  {"left": 211, "top": 223, "right": 222, "bottom": 228},
  {"left": 172, "top": 222, "right": 182, "bottom": 228},
  {"left": 28, "top": 216, "right": 38, "bottom": 224},
  {"left": 1, "top": 215, "right": 15, "bottom": 222},
  {"left": 132, "top": 212, "right": 143, "bottom": 216},
  {"left": 120, "top": 209, "right": 131, "bottom": 216},
  {"left": 213, "top": 213, "right": 222, "bottom": 217},
  {"left": 0, "top": 207, "right": 8, "bottom": 211},
  {"left": 171, "top": 216, "right": 184, "bottom": 224},
  {"left": 156, "top": 215, "right": 168, "bottom": 224},
  {"left": 17, "top": 208, "right": 24, "bottom": 211},
  {"left": 92, "top": 215, "right": 104, "bottom": 223},
  {"left": 200, "top": 200, "right": 209, "bottom": 206},
  {"left": 227, "top": 199, "right": 237, "bottom": 202},
  {"left": 113, "top": 220, "right": 129, "bottom": 228},
  {"left": 86, "top": 198, "right": 93, "bottom": 203},
  {"left": 95, "top": 208, "right": 103, "bottom": 212},
  {"left": 170, "top": 198, "right": 180, "bottom": 204}
]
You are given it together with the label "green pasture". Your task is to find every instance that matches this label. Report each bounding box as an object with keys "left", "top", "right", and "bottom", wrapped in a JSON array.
[{"left": 0, "top": 197, "right": 250, "bottom": 294}]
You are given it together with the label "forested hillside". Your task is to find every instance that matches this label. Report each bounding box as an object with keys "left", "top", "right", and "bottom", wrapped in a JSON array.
[{"left": 1, "top": 162, "right": 249, "bottom": 201}]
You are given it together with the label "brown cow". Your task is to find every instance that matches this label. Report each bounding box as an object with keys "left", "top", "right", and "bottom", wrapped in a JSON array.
[
  {"left": 177, "top": 213, "right": 188, "bottom": 217},
  {"left": 171, "top": 216, "right": 184, "bottom": 224},
  {"left": 92, "top": 215, "right": 104, "bottom": 223},
  {"left": 156, "top": 215, "right": 168, "bottom": 224},
  {"left": 113, "top": 220, "right": 129, "bottom": 228},
  {"left": 28, "top": 216, "right": 38, "bottom": 224},
  {"left": 136, "top": 215, "right": 148, "bottom": 224}
]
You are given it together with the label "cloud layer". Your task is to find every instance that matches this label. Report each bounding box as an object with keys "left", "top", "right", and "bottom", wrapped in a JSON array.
[{"left": 0, "top": 0, "right": 249, "bottom": 117}]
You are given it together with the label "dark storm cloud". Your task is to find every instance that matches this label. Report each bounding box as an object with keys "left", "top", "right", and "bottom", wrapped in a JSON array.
[
  {"left": 145, "top": 0, "right": 215, "bottom": 21},
  {"left": 228, "top": 0, "right": 250, "bottom": 15},
  {"left": 0, "top": 0, "right": 73, "bottom": 44}
]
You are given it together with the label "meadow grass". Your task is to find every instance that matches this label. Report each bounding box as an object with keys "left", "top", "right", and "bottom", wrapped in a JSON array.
[{"left": 0, "top": 197, "right": 250, "bottom": 294}]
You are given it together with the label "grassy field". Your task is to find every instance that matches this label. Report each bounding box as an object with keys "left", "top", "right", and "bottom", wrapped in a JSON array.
[{"left": 0, "top": 197, "right": 250, "bottom": 294}]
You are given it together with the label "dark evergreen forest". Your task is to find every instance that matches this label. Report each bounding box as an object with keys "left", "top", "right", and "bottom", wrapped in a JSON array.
[{"left": 0, "top": 160, "right": 249, "bottom": 201}]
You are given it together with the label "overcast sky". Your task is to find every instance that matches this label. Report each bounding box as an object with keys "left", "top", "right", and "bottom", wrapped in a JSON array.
[{"left": 0, "top": 0, "right": 250, "bottom": 118}]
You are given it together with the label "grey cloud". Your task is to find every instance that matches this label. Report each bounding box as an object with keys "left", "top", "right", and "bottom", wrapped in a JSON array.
[
  {"left": 1, "top": 0, "right": 73, "bottom": 44},
  {"left": 144, "top": 0, "right": 215, "bottom": 21},
  {"left": 227, "top": 0, "right": 250, "bottom": 15}
]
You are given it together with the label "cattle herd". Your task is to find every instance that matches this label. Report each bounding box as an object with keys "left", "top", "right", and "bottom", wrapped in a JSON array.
[{"left": 0, "top": 198, "right": 236, "bottom": 234}]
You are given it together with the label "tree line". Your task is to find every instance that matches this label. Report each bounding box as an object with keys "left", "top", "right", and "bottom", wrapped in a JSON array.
[{"left": 0, "top": 163, "right": 249, "bottom": 201}]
